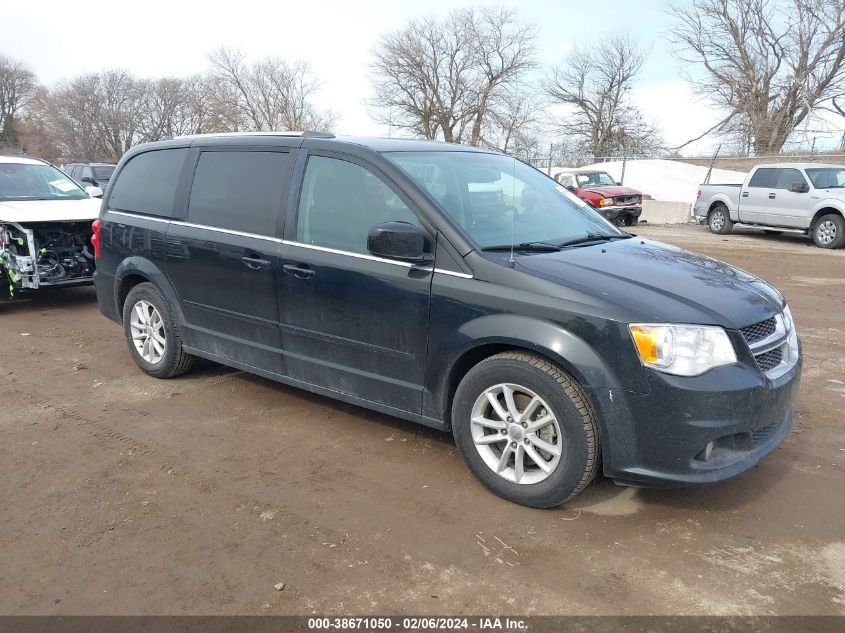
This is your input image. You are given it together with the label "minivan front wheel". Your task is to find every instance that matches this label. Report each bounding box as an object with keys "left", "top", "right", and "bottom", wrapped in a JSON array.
[
  {"left": 123, "top": 282, "right": 195, "bottom": 379},
  {"left": 452, "top": 352, "right": 599, "bottom": 508}
]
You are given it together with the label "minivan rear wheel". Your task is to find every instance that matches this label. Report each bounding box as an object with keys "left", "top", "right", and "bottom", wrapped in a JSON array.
[
  {"left": 122, "top": 282, "right": 195, "bottom": 378},
  {"left": 452, "top": 351, "right": 599, "bottom": 508}
]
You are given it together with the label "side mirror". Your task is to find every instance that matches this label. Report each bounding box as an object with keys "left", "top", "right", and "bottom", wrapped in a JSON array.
[
  {"left": 367, "top": 221, "right": 431, "bottom": 263},
  {"left": 790, "top": 182, "right": 809, "bottom": 193},
  {"left": 80, "top": 176, "right": 94, "bottom": 185},
  {"left": 85, "top": 185, "right": 104, "bottom": 198},
  {"left": 616, "top": 181, "right": 622, "bottom": 186}
]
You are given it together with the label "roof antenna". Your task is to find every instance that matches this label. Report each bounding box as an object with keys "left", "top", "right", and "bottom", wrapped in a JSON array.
[{"left": 508, "top": 157, "right": 516, "bottom": 268}]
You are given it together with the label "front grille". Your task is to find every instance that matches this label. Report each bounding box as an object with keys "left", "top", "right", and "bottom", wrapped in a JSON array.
[
  {"left": 741, "top": 317, "right": 777, "bottom": 344},
  {"left": 613, "top": 195, "right": 640, "bottom": 206},
  {"left": 755, "top": 347, "right": 783, "bottom": 372}
]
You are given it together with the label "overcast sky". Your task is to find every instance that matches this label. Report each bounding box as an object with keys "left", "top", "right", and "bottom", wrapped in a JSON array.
[{"left": 2, "top": 0, "right": 835, "bottom": 155}]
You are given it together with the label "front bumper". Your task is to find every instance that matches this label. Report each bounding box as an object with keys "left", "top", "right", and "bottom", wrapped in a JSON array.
[
  {"left": 598, "top": 204, "right": 642, "bottom": 221},
  {"left": 592, "top": 354, "right": 802, "bottom": 487}
]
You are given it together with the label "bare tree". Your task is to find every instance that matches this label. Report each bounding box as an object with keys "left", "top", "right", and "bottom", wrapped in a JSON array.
[
  {"left": 464, "top": 7, "right": 537, "bottom": 145},
  {"left": 669, "top": 0, "right": 845, "bottom": 155},
  {"left": 545, "top": 34, "right": 660, "bottom": 159},
  {"left": 479, "top": 88, "right": 544, "bottom": 155},
  {"left": 29, "top": 71, "right": 144, "bottom": 163},
  {"left": 370, "top": 13, "right": 475, "bottom": 141},
  {"left": 209, "top": 46, "right": 336, "bottom": 132},
  {"left": 369, "top": 7, "right": 537, "bottom": 144},
  {"left": 94, "top": 70, "right": 145, "bottom": 159},
  {"left": 0, "top": 54, "right": 37, "bottom": 147}
]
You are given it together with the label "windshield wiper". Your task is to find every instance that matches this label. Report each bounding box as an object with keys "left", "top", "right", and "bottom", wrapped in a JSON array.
[
  {"left": 481, "top": 241, "right": 562, "bottom": 252},
  {"left": 557, "top": 233, "right": 632, "bottom": 247}
]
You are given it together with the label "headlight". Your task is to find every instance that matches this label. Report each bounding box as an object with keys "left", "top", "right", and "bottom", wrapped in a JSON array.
[
  {"left": 598, "top": 198, "right": 611, "bottom": 206},
  {"left": 628, "top": 324, "right": 737, "bottom": 376}
]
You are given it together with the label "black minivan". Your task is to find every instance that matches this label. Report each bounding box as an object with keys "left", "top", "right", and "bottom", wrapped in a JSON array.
[{"left": 93, "top": 132, "right": 802, "bottom": 507}]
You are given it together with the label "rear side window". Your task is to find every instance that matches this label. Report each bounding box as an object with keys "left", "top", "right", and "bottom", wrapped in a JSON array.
[
  {"left": 187, "top": 151, "right": 291, "bottom": 236},
  {"left": 748, "top": 168, "right": 777, "bottom": 188},
  {"left": 108, "top": 148, "right": 188, "bottom": 217}
]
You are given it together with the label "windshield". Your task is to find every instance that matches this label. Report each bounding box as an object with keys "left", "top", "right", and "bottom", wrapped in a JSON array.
[
  {"left": 576, "top": 171, "right": 616, "bottom": 187},
  {"left": 93, "top": 165, "right": 115, "bottom": 180},
  {"left": 0, "top": 162, "right": 88, "bottom": 201},
  {"left": 805, "top": 167, "right": 845, "bottom": 189},
  {"left": 386, "top": 152, "right": 621, "bottom": 248}
]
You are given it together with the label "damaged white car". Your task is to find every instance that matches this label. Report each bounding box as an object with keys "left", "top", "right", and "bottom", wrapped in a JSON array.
[{"left": 1, "top": 156, "right": 101, "bottom": 296}]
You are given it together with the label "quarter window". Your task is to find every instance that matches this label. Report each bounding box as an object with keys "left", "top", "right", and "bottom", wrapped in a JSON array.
[
  {"left": 187, "top": 151, "right": 291, "bottom": 236},
  {"left": 108, "top": 148, "right": 188, "bottom": 217},
  {"left": 296, "top": 155, "right": 418, "bottom": 254}
]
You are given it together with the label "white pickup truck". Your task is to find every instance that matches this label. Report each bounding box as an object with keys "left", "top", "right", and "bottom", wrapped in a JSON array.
[{"left": 694, "top": 162, "right": 845, "bottom": 249}]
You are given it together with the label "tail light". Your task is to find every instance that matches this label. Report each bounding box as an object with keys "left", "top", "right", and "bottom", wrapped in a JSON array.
[
  {"left": 696, "top": 190, "right": 702, "bottom": 200},
  {"left": 91, "top": 219, "right": 101, "bottom": 258}
]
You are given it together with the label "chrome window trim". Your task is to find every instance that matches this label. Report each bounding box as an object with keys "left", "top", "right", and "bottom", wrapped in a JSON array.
[
  {"left": 281, "top": 239, "right": 414, "bottom": 266},
  {"left": 105, "top": 210, "right": 474, "bottom": 278},
  {"left": 281, "top": 240, "right": 473, "bottom": 278},
  {"left": 107, "top": 210, "right": 171, "bottom": 224},
  {"left": 170, "top": 220, "right": 279, "bottom": 243}
]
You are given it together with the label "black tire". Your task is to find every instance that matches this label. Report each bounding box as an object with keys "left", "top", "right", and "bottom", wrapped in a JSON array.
[
  {"left": 122, "top": 282, "right": 195, "bottom": 378},
  {"left": 624, "top": 215, "right": 639, "bottom": 227},
  {"left": 451, "top": 351, "right": 600, "bottom": 508},
  {"left": 812, "top": 213, "right": 845, "bottom": 249},
  {"left": 707, "top": 204, "right": 733, "bottom": 235}
]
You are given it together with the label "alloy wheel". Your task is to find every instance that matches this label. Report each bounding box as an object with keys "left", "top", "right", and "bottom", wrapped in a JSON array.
[
  {"left": 710, "top": 210, "right": 725, "bottom": 231},
  {"left": 817, "top": 220, "right": 837, "bottom": 245},
  {"left": 470, "top": 383, "right": 564, "bottom": 485},
  {"left": 129, "top": 300, "right": 166, "bottom": 364}
]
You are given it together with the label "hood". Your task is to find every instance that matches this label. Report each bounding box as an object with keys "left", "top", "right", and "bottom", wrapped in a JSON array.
[
  {"left": 515, "top": 238, "right": 783, "bottom": 328},
  {"left": 580, "top": 185, "right": 640, "bottom": 197},
  {"left": 0, "top": 198, "right": 101, "bottom": 223}
]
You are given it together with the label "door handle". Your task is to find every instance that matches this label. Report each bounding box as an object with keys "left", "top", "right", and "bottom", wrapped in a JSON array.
[
  {"left": 283, "top": 263, "right": 315, "bottom": 279},
  {"left": 769, "top": 193, "right": 776, "bottom": 199},
  {"left": 241, "top": 255, "right": 272, "bottom": 270},
  {"left": 741, "top": 191, "right": 749, "bottom": 197}
]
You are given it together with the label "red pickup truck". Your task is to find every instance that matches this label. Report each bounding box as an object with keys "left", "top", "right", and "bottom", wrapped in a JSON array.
[{"left": 554, "top": 169, "right": 643, "bottom": 226}]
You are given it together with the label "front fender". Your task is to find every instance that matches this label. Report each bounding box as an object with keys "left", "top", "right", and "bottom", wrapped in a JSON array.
[
  {"left": 810, "top": 198, "right": 845, "bottom": 217},
  {"left": 424, "top": 313, "right": 650, "bottom": 426}
]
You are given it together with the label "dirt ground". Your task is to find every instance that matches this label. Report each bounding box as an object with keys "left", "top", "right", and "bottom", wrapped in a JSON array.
[{"left": 1, "top": 223, "right": 843, "bottom": 616}]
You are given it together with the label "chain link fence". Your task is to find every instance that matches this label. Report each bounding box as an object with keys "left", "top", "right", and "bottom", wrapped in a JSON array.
[{"left": 521, "top": 151, "right": 845, "bottom": 180}]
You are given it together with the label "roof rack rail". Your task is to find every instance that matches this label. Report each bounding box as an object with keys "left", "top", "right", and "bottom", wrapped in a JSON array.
[{"left": 173, "top": 130, "right": 336, "bottom": 140}]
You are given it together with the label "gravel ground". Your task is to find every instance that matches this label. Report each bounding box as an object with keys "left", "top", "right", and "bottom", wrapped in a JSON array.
[{"left": 0, "top": 223, "right": 843, "bottom": 615}]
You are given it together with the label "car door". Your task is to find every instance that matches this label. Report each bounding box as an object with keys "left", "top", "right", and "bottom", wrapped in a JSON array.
[
  {"left": 767, "top": 167, "right": 811, "bottom": 228},
  {"left": 277, "top": 152, "right": 434, "bottom": 413},
  {"left": 738, "top": 167, "right": 777, "bottom": 223},
  {"left": 164, "top": 148, "right": 293, "bottom": 372}
]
